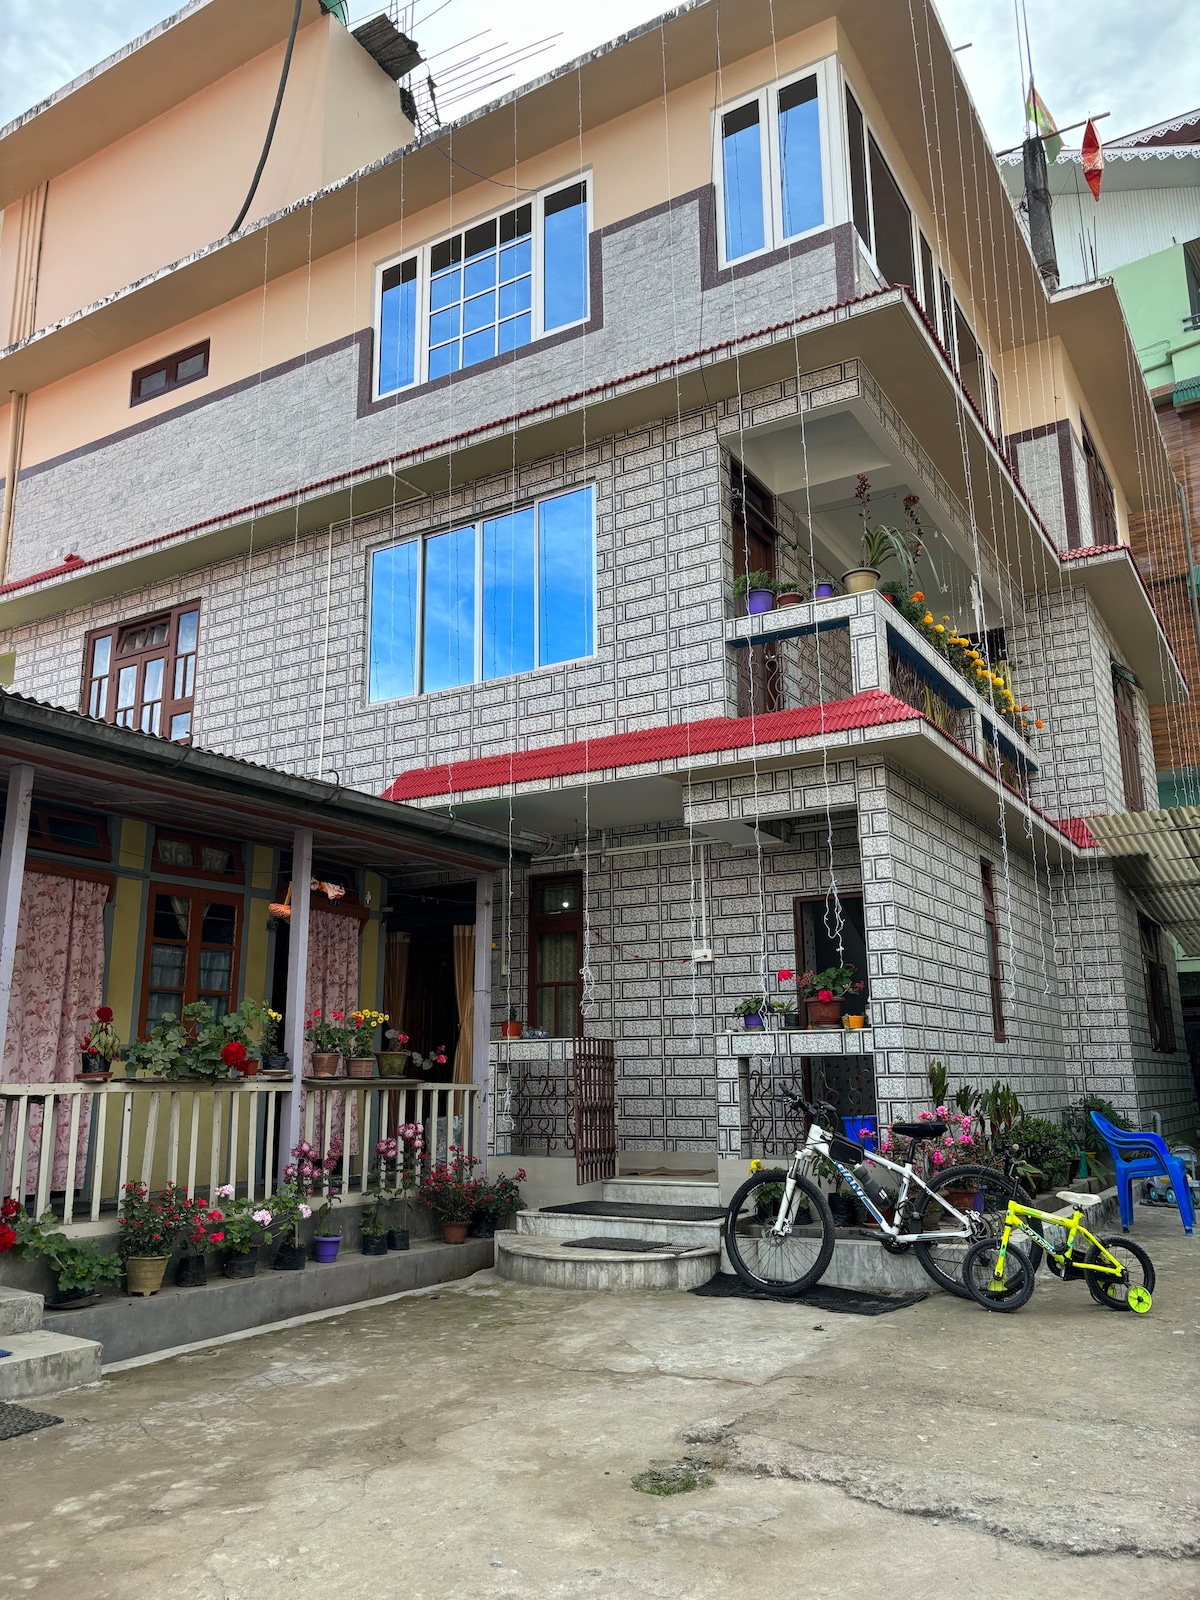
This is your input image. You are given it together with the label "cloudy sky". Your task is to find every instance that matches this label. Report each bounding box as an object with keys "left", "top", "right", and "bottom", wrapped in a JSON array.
[{"left": 0, "top": 0, "right": 1194, "bottom": 150}]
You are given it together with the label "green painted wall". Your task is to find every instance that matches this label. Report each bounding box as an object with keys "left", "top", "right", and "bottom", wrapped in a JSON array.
[{"left": 1113, "top": 243, "right": 1200, "bottom": 392}]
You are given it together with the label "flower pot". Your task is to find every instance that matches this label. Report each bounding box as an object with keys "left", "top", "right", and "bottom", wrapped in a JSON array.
[
  {"left": 262, "top": 1053, "right": 289, "bottom": 1073},
  {"left": 741, "top": 1013, "right": 766, "bottom": 1030},
  {"left": 501, "top": 1021, "right": 522, "bottom": 1039},
  {"left": 828, "top": 1193, "right": 858, "bottom": 1228},
  {"left": 841, "top": 566, "right": 881, "bottom": 594},
  {"left": 442, "top": 1222, "right": 469, "bottom": 1244},
  {"left": 361, "top": 1233, "right": 389, "bottom": 1256},
  {"left": 376, "top": 1051, "right": 411, "bottom": 1078},
  {"left": 174, "top": 1254, "right": 207, "bottom": 1288},
  {"left": 939, "top": 1186, "right": 984, "bottom": 1215},
  {"left": 814, "top": 582, "right": 836, "bottom": 599},
  {"left": 779, "top": 1012, "right": 801, "bottom": 1030},
  {"left": 805, "top": 997, "right": 843, "bottom": 1028},
  {"left": 843, "top": 1014, "right": 866, "bottom": 1030},
  {"left": 234, "top": 1060, "right": 260, "bottom": 1078},
  {"left": 50, "top": 1287, "right": 101, "bottom": 1310},
  {"left": 310, "top": 1053, "right": 340, "bottom": 1078},
  {"left": 273, "top": 1241, "right": 307, "bottom": 1272},
  {"left": 125, "top": 1256, "right": 169, "bottom": 1296},
  {"left": 313, "top": 1235, "right": 341, "bottom": 1263},
  {"left": 222, "top": 1253, "right": 257, "bottom": 1279},
  {"left": 745, "top": 588, "right": 775, "bottom": 615},
  {"left": 469, "top": 1217, "right": 498, "bottom": 1239},
  {"left": 346, "top": 1056, "right": 377, "bottom": 1079},
  {"left": 387, "top": 1228, "right": 411, "bottom": 1251},
  {"left": 776, "top": 590, "right": 804, "bottom": 607}
]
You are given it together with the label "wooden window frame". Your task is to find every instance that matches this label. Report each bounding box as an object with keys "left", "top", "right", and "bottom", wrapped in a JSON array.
[
  {"left": 139, "top": 882, "right": 243, "bottom": 1034},
  {"left": 981, "top": 860, "right": 1006, "bottom": 1042},
  {"left": 1140, "top": 916, "right": 1177, "bottom": 1053},
  {"left": 527, "top": 873, "right": 584, "bottom": 1038},
  {"left": 130, "top": 340, "right": 210, "bottom": 407},
  {"left": 152, "top": 829, "right": 244, "bottom": 884},
  {"left": 1113, "top": 667, "right": 1146, "bottom": 813},
  {"left": 25, "top": 803, "right": 111, "bottom": 861},
  {"left": 1081, "top": 418, "right": 1119, "bottom": 547},
  {"left": 83, "top": 601, "right": 200, "bottom": 742}
]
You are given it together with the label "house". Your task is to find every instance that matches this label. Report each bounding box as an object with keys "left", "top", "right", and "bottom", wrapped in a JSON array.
[{"left": 0, "top": 0, "right": 1195, "bottom": 1236}]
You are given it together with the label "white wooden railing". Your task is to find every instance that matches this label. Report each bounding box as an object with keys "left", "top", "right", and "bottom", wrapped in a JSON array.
[{"left": 0, "top": 1078, "right": 481, "bottom": 1230}]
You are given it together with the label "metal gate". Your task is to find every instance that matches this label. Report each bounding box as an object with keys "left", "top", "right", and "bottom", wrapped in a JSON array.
[{"left": 572, "top": 1037, "right": 617, "bottom": 1185}]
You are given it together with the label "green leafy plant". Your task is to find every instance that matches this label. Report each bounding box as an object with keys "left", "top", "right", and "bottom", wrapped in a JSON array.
[
  {"left": 853, "top": 475, "right": 920, "bottom": 582},
  {"left": 116, "top": 1182, "right": 199, "bottom": 1261},
  {"left": 305, "top": 1007, "right": 352, "bottom": 1054},
  {"left": 997, "top": 1117, "right": 1074, "bottom": 1189},
  {"left": 418, "top": 1146, "right": 482, "bottom": 1224},
  {"left": 3, "top": 1205, "right": 122, "bottom": 1295},
  {"left": 733, "top": 996, "right": 770, "bottom": 1019},
  {"left": 732, "top": 570, "right": 775, "bottom": 599},
  {"left": 1061, "top": 1095, "right": 1131, "bottom": 1149},
  {"left": 81, "top": 1005, "right": 122, "bottom": 1067},
  {"left": 797, "top": 965, "right": 862, "bottom": 1000},
  {"left": 472, "top": 1168, "right": 527, "bottom": 1224},
  {"left": 210, "top": 1186, "right": 276, "bottom": 1256},
  {"left": 347, "top": 1008, "right": 388, "bottom": 1056},
  {"left": 123, "top": 1012, "right": 189, "bottom": 1079},
  {"left": 180, "top": 1000, "right": 265, "bottom": 1080}
]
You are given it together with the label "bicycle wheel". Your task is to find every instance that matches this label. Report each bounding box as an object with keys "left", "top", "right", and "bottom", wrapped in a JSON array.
[
  {"left": 1085, "top": 1236, "right": 1155, "bottom": 1312},
  {"left": 962, "top": 1236, "right": 1035, "bottom": 1312},
  {"left": 912, "top": 1165, "right": 1021, "bottom": 1297},
  {"left": 724, "top": 1171, "right": 834, "bottom": 1296}
]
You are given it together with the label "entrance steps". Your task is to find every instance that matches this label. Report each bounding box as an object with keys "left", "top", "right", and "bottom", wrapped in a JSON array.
[{"left": 0, "top": 1288, "right": 101, "bottom": 1402}]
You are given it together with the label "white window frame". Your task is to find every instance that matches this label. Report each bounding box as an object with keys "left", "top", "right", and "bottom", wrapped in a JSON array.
[
  {"left": 373, "top": 174, "right": 593, "bottom": 401},
  {"left": 365, "top": 485, "right": 599, "bottom": 704},
  {"left": 713, "top": 56, "right": 840, "bottom": 270},
  {"left": 839, "top": 67, "right": 919, "bottom": 295}
]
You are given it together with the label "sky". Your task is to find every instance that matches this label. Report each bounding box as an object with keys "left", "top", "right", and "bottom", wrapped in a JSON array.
[{"left": 0, "top": 0, "right": 1196, "bottom": 151}]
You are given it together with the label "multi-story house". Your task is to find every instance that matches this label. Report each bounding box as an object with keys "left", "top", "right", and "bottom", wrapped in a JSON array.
[{"left": 0, "top": 0, "right": 1195, "bottom": 1238}]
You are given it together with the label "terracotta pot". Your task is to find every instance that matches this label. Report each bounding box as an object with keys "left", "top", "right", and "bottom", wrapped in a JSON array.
[
  {"left": 235, "top": 1060, "right": 260, "bottom": 1077},
  {"left": 501, "top": 1021, "right": 522, "bottom": 1039},
  {"left": 310, "top": 1053, "right": 340, "bottom": 1078},
  {"left": 125, "top": 1256, "right": 169, "bottom": 1296},
  {"left": 442, "top": 1222, "right": 469, "bottom": 1244},
  {"left": 346, "top": 1056, "right": 377, "bottom": 1079},
  {"left": 805, "top": 997, "right": 843, "bottom": 1028},
  {"left": 940, "top": 1187, "right": 983, "bottom": 1216},
  {"left": 776, "top": 590, "right": 804, "bottom": 607},
  {"left": 841, "top": 566, "right": 880, "bottom": 594},
  {"left": 376, "top": 1051, "right": 411, "bottom": 1078}
]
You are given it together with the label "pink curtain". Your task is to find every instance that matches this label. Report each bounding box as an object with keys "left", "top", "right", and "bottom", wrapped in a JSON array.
[
  {"left": 2, "top": 872, "right": 107, "bottom": 1191},
  {"left": 302, "top": 909, "right": 361, "bottom": 1153}
]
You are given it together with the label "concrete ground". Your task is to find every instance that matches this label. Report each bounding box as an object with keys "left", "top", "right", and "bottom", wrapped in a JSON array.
[{"left": 0, "top": 1207, "right": 1196, "bottom": 1598}]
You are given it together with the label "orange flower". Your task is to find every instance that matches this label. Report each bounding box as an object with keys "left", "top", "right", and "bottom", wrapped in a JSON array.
[
  {"left": 911, "top": 590, "right": 925, "bottom": 603},
  {"left": 1035, "top": 719, "right": 1044, "bottom": 729}
]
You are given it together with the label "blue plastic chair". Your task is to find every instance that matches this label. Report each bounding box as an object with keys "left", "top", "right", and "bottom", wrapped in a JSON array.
[
  {"left": 1089, "top": 1110, "right": 1195, "bottom": 1235},
  {"left": 842, "top": 1115, "right": 878, "bottom": 1146}
]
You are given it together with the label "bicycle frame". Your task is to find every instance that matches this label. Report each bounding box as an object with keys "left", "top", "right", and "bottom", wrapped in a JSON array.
[{"left": 990, "top": 1198, "right": 1125, "bottom": 1283}]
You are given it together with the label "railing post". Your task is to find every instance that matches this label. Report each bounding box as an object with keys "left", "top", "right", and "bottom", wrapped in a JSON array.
[
  {"left": 0, "top": 762, "right": 33, "bottom": 1067},
  {"left": 280, "top": 826, "right": 313, "bottom": 1183},
  {"left": 472, "top": 871, "right": 493, "bottom": 1170}
]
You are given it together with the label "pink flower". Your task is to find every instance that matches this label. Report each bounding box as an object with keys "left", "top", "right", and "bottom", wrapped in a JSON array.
[
  {"left": 207, "top": 1209, "right": 224, "bottom": 1223},
  {"left": 777, "top": 969, "right": 794, "bottom": 982},
  {"left": 935, "top": 1105, "right": 948, "bottom": 1117},
  {"left": 283, "top": 1164, "right": 297, "bottom": 1180},
  {"left": 252, "top": 1209, "right": 273, "bottom": 1225},
  {"left": 215, "top": 1184, "right": 235, "bottom": 1199},
  {"left": 299, "top": 1205, "right": 312, "bottom": 1219},
  {"left": 210, "top": 1232, "right": 225, "bottom": 1243},
  {"left": 931, "top": 1151, "right": 945, "bottom": 1166}
]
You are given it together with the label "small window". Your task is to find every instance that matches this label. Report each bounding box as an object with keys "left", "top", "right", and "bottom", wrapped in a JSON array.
[
  {"left": 528, "top": 874, "right": 583, "bottom": 1036},
  {"left": 84, "top": 603, "right": 200, "bottom": 741},
  {"left": 1140, "top": 916, "right": 1177, "bottom": 1053},
  {"left": 981, "top": 861, "right": 1006, "bottom": 1041},
  {"left": 25, "top": 805, "right": 110, "bottom": 861},
  {"left": 130, "top": 341, "right": 210, "bottom": 406},
  {"left": 716, "top": 70, "right": 828, "bottom": 266},
  {"left": 919, "top": 232, "right": 937, "bottom": 324},
  {"left": 1113, "top": 666, "right": 1145, "bottom": 812},
  {"left": 722, "top": 101, "right": 767, "bottom": 260},
  {"left": 1081, "top": 418, "right": 1119, "bottom": 546},
  {"left": 143, "top": 885, "right": 241, "bottom": 1028},
  {"left": 153, "top": 831, "right": 243, "bottom": 882},
  {"left": 845, "top": 88, "right": 870, "bottom": 248},
  {"left": 939, "top": 271, "right": 955, "bottom": 366}
]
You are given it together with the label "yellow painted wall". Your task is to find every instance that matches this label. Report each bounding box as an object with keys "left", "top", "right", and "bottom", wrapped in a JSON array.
[{"left": 106, "top": 819, "right": 148, "bottom": 1045}]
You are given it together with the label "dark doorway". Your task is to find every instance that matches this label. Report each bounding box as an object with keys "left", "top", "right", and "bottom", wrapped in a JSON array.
[
  {"left": 387, "top": 881, "right": 476, "bottom": 1079},
  {"left": 731, "top": 459, "right": 781, "bottom": 715},
  {"left": 793, "top": 893, "right": 869, "bottom": 999}
]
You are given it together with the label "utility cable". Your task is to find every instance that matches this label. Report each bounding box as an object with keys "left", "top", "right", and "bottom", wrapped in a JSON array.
[{"left": 229, "top": 0, "right": 304, "bottom": 236}]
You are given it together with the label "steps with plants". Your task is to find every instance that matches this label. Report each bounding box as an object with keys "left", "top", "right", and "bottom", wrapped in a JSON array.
[{"left": 0, "top": 1289, "right": 102, "bottom": 1401}]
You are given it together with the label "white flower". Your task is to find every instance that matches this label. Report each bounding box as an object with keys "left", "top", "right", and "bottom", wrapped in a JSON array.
[
  {"left": 252, "top": 1209, "right": 273, "bottom": 1225},
  {"left": 299, "top": 1204, "right": 312, "bottom": 1219},
  {"left": 215, "top": 1184, "right": 235, "bottom": 1199}
]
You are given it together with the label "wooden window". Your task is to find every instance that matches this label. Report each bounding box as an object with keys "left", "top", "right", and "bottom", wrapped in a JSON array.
[
  {"left": 1140, "top": 916, "right": 1177, "bottom": 1053},
  {"left": 26, "top": 804, "right": 110, "bottom": 861},
  {"left": 731, "top": 460, "right": 782, "bottom": 715},
  {"left": 528, "top": 874, "right": 583, "bottom": 1037},
  {"left": 981, "top": 861, "right": 1006, "bottom": 1041},
  {"left": 1081, "top": 418, "right": 1119, "bottom": 546},
  {"left": 1113, "top": 667, "right": 1146, "bottom": 812},
  {"left": 131, "top": 341, "right": 210, "bottom": 406},
  {"left": 84, "top": 602, "right": 200, "bottom": 741},
  {"left": 141, "top": 884, "right": 241, "bottom": 1029},
  {"left": 153, "top": 831, "right": 243, "bottom": 882}
]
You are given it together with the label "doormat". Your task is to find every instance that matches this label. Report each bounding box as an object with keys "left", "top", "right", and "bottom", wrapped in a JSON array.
[
  {"left": 542, "top": 1201, "right": 726, "bottom": 1222},
  {"left": 690, "top": 1273, "right": 926, "bottom": 1315},
  {"left": 563, "top": 1236, "right": 680, "bottom": 1253},
  {"left": 0, "top": 1402, "right": 63, "bottom": 1441}
]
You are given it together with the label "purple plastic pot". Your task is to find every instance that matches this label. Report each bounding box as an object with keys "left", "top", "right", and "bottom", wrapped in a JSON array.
[
  {"left": 814, "top": 582, "right": 836, "bottom": 599},
  {"left": 742, "top": 1013, "right": 766, "bottom": 1029},
  {"left": 746, "top": 589, "right": 775, "bottom": 615},
  {"left": 312, "top": 1235, "right": 341, "bottom": 1264}
]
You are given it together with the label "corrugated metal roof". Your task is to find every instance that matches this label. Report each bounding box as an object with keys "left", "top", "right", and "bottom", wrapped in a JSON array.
[{"left": 1088, "top": 807, "right": 1200, "bottom": 955}]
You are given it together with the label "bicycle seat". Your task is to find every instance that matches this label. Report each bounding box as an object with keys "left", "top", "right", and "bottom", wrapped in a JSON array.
[
  {"left": 1056, "top": 1191, "right": 1104, "bottom": 1209},
  {"left": 891, "top": 1121, "right": 946, "bottom": 1140}
]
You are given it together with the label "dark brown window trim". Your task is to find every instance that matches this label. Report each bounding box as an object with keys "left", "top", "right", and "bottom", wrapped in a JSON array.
[
  {"left": 528, "top": 872, "right": 584, "bottom": 1037},
  {"left": 1113, "top": 667, "right": 1146, "bottom": 812},
  {"left": 139, "top": 882, "right": 243, "bottom": 1035},
  {"left": 152, "top": 829, "right": 244, "bottom": 884},
  {"left": 25, "top": 803, "right": 111, "bottom": 861},
  {"left": 981, "top": 859, "right": 1006, "bottom": 1042},
  {"left": 83, "top": 601, "right": 200, "bottom": 743},
  {"left": 1140, "top": 915, "right": 1176, "bottom": 1053},
  {"left": 131, "top": 341, "right": 210, "bottom": 407}
]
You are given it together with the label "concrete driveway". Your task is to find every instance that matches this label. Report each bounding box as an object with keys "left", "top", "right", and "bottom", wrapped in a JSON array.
[{"left": 0, "top": 1208, "right": 1195, "bottom": 1598}]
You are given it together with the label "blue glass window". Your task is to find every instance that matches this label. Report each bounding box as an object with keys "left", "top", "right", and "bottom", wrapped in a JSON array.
[
  {"left": 482, "top": 509, "right": 536, "bottom": 680},
  {"left": 427, "top": 205, "right": 533, "bottom": 377},
  {"left": 423, "top": 525, "right": 476, "bottom": 692},
  {"left": 538, "top": 488, "right": 594, "bottom": 666},
  {"left": 369, "top": 541, "right": 419, "bottom": 700},
  {"left": 721, "top": 101, "right": 765, "bottom": 260},
  {"left": 778, "top": 76, "right": 823, "bottom": 238},
  {"left": 544, "top": 182, "right": 588, "bottom": 330},
  {"left": 378, "top": 258, "right": 417, "bottom": 395}
]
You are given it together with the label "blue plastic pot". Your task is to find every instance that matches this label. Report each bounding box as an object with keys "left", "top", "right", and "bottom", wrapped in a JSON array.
[
  {"left": 814, "top": 582, "right": 836, "bottom": 599},
  {"left": 746, "top": 589, "right": 775, "bottom": 614},
  {"left": 742, "top": 1013, "right": 766, "bottom": 1029}
]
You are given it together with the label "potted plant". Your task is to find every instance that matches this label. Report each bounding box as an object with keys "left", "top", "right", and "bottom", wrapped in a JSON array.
[
  {"left": 813, "top": 579, "right": 837, "bottom": 599},
  {"left": 259, "top": 1007, "right": 288, "bottom": 1074},
  {"left": 733, "top": 570, "right": 776, "bottom": 616},
  {"left": 377, "top": 1026, "right": 412, "bottom": 1078},
  {"left": 174, "top": 1194, "right": 225, "bottom": 1286},
  {"left": 2, "top": 1202, "right": 122, "bottom": 1308},
  {"left": 79, "top": 1005, "right": 121, "bottom": 1080},
  {"left": 501, "top": 1006, "right": 522, "bottom": 1040},
  {"left": 346, "top": 1008, "right": 387, "bottom": 1078},
  {"left": 409, "top": 1042, "right": 449, "bottom": 1076},
  {"left": 123, "top": 1011, "right": 189, "bottom": 1080},
  {"left": 842, "top": 474, "right": 921, "bottom": 595},
  {"left": 374, "top": 1123, "right": 425, "bottom": 1248},
  {"left": 117, "top": 1182, "right": 193, "bottom": 1296},
  {"left": 305, "top": 1008, "right": 349, "bottom": 1077},
  {"left": 733, "top": 996, "right": 771, "bottom": 1031},
  {"left": 798, "top": 965, "right": 862, "bottom": 1028},
  {"left": 770, "top": 969, "right": 800, "bottom": 1028},
  {"left": 221, "top": 1039, "right": 257, "bottom": 1078},
  {"left": 265, "top": 1181, "right": 313, "bottom": 1272},
  {"left": 210, "top": 1186, "right": 273, "bottom": 1277},
  {"left": 286, "top": 1138, "right": 343, "bottom": 1260},
  {"left": 776, "top": 583, "right": 804, "bottom": 608},
  {"left": 470, "top": 1167, "right": 527, "bottom": 1237},
  {"left": 418, "top": 1145, "right": 482, "bottom": 1243}
]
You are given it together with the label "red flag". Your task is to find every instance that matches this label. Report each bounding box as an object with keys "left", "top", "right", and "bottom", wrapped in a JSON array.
[{"left": 1081, "top": 118, "right": 1103, "bottom": 200}]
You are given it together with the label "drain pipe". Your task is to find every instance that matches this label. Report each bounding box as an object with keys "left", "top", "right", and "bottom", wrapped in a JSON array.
[{"left": 229, "top": 0, "right": 304, "bottom": 235}]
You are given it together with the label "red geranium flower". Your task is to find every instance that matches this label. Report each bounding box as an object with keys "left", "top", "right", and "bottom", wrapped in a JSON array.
[
  {"left": 777, "top": 969, "right": 794, "bottom": 982},
  {"left": 221, "top": 1040, "right": 248, "bottom": 1067},
  {"left": 0, "top": 1224, "right": 17, "bottom": 1254},
  {"left": 816, "top": 989, "right": 834, "bottom": 1002},
  {"left": 96, "top": 1006, "right": 114, "bottom": 1024}
]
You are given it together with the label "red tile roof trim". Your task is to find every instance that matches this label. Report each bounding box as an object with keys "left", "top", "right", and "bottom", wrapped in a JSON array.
[
  {"left": 1050, "top": 816, "right": 1100, "bottom": 849},
  {"left": 382, "top": 691, "right": 921, "bottom": 801},
  {"left": 1059, "top": 543, "right": 1125, "bottom": 561}
]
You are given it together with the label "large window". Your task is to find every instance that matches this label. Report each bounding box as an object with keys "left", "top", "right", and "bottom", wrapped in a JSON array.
[
  {"left": 528, "top": 875, "right": 583, "bottom": 1036},
  {"left": 368, "top": 485, "right": 594, "bottom": 701},
  {"left": 1082, "top": 418, "right": 1119, "bottom": 546},
  {"left": 844, "top": 88, "right": 913, "bottom": 289},
  {"left": 84, "top": 603, "right": 200, "bottom": 742},
  {"left": 376, "top": 180, "right": 589, "bottom": 396},
  {"left": 1140, "top": 916, "right": 1176, "bottom": 1053},
  {"left": 142, "top": 885, "right": 241, "bottom": 1028},
  {"left": 717, "top": 67, "right": 829, "bottom": 265},
  {"left": 1113, "top": 666, "right": 1146, "bottom": 812}
]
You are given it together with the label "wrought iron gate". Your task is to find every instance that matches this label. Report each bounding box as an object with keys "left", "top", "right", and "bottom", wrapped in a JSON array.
[
  {"left": 572, "top": 1037, "right": 617, "bottom": 1185},
  {"left": 744, "top": 1054, "right": 877, "bottom": 1157}
]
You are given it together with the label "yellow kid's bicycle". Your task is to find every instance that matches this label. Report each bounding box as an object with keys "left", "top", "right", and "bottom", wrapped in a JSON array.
[{"left": 962, "top": 1190, "right": 1155, "bottom": 1314}]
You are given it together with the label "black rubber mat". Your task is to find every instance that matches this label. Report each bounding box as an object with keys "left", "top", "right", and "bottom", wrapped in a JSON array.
[
  {"left": 690, "top": 1273, "right": 926, "bottom": 1315},
  {"left": 0, "top": 1401, "right": 63, "bottom": 1441},
  {"left": 541, "top": 1201, "right": 726, "bottom": 1221},
  {"left": 562, "top": 1236, "right": 679, "bottom": 1253}
]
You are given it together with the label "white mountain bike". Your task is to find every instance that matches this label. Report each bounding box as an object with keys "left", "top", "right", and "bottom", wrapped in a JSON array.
[{"left": 724, "top": 1095, "right": 1027, "bottom": 1298}]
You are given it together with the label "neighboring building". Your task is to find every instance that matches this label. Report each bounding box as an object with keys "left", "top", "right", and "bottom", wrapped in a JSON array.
[{"left": 0, "top": 0, "right": 1196, "bottom": 1228}]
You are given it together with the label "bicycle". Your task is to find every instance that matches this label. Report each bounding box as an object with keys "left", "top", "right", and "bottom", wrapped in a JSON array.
[
  {"left": 724, "top": 1096, "right": 1026, "bottom": 1299},
  {"left": 961, "top": 1190, "right": 1155, "bottom": 1313}
]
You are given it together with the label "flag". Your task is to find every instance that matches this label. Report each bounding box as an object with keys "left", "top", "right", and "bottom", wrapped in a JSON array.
[
  {"left": 1081, "top": 117, "right": 1104, "bottom": 200},
  {"left": 1026, "top": 82, "right": 1063, "bottom": 164}
]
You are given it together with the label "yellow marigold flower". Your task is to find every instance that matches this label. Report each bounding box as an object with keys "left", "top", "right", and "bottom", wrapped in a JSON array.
[
  {"left": 923, "top": 613, "right": 934, "bottom": 625},
  {"left": 934, "top": 624, "right": 945, "bottom": 633},
  {"left": 748, "top": 1159, "right": 762, "bottom": 1173}
]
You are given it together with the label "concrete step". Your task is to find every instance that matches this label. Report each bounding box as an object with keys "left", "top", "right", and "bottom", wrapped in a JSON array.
[
  {"left": 0, "top": 1329, "right": 102, "bottom": 1401},
  {"left": 517, "top": 1210, "right": 722, "bottom": 1250},
  {"left": 496, "top": 1231, "right": 719, "bottom": 1292},
  {"left": 0, "top": 1287, "right": 44, "bottom": 1336},
  {"left": 602, "top": 1177, "right": 721, "bottom": 1207}
]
